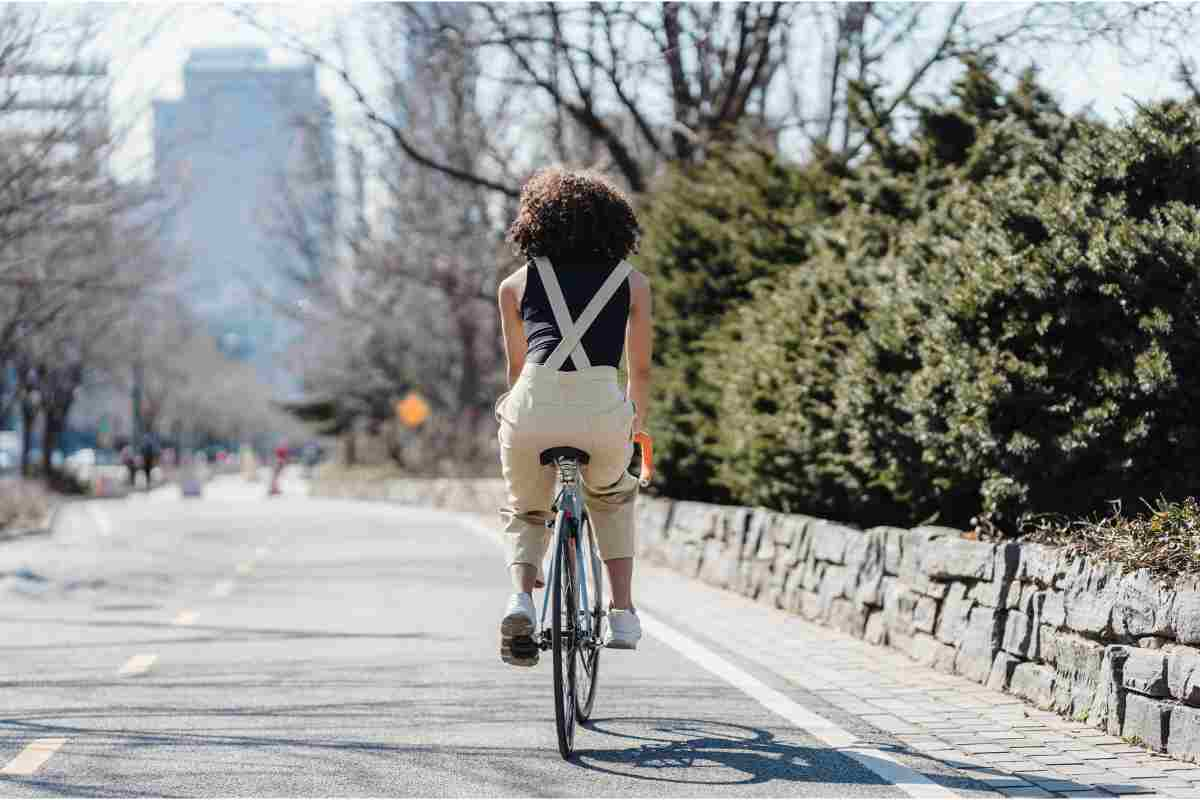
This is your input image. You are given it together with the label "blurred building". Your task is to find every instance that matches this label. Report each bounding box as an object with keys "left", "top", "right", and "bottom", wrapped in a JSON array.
[{"left": 154, "top": 47, "right": 335, "bottom": 402}]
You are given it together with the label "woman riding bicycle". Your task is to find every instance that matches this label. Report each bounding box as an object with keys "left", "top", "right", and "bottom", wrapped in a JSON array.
[{"left": 495, "top": 166, "right": 653, "bottom": 666}]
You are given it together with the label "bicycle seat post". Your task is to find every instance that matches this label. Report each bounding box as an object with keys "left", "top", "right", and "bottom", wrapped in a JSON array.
[{"left": 556, "top": 456, "right": 579, "bottom": 487}]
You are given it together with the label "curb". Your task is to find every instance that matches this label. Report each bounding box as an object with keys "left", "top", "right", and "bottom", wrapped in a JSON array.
[{"left": 0, "top": 502, "right": 67, "bottom": 544}]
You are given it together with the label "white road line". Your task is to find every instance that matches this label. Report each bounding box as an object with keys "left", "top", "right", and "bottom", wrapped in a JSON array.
[
  {"left": 235, "top": 561, "right": 255, "bottom": 575},
  {"left": 211, "top": 580, "right": 234, "bottom": 597},
  {"left": 173, "top": 610, "right": 197, "bottom": 626},
  {"left": 0, "top": 737, "right": 67, "bottom": 776},
  {"left": 451, "top": 513, "right": 958, "bottom": 798},
  {"left": 255, "top": 546, "right": 270, "bottom": 559},
  {"left": 86, "top": 503, "right": 113, "bottom": 537},
  {"left": 639, "top": 612, "right": 959, "bottom": 798},
  {"left": 118, "top": 653, "right": 158, "bottom": 677}
]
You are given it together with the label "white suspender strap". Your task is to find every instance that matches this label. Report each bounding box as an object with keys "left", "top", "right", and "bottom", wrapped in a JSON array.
[
  {"left": 535, "top": 257, "right": 634, "bottom": 371},
  {"left": 556, "top": 260, "right": 633, "bottom": 367},
  {"left": 534, "top": 257, "right": 590, "bottom": 370}
]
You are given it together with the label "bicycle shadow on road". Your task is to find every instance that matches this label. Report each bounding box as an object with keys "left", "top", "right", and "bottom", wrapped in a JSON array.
[{"left": 571, "top": 717, "right": 893, "bottom": 788}]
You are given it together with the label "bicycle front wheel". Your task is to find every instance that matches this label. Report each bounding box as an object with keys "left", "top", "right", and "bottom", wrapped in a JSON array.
[
  {"left": 551, "top": 513, "right": 578, "bottom": 760},
  {"left": 575, "top": 515, "right": 601, "bottom": 722}
]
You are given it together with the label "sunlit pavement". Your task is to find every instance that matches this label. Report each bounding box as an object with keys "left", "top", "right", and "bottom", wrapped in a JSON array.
[{"left": 0, "top": 477, "right": 1192, "bottom": 798}]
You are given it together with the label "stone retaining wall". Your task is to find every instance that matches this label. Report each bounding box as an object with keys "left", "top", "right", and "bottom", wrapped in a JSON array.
[
  {"left": 635, "top": 497, "right": 1200, "bottom": 762},
  {"left": 314, "top": 475, "right": 507, "bottom": 512},
  {"left": 310, "top": 474, "right": 1200, "bottom": 761}
]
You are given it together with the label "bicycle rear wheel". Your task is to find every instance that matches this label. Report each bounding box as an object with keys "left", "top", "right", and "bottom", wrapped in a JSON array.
[
  {"left": 575, "top": 514, "right": 601, "bottom": 722},
  {"left": 551, "top": 512, "right": 578, "bottom": 759}
]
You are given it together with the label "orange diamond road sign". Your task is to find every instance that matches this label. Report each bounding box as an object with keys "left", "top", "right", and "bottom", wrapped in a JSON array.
[{"left": 395, "top": 392, "right": 431, "bottom": 428}]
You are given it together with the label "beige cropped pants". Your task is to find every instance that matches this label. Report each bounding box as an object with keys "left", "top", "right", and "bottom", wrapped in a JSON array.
[{"left": 496, "top": 362, "right": 639, "bottom": 567}]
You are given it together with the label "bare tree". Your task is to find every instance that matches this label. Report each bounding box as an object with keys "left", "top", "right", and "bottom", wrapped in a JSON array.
[
  {"left": 790, "top": 3, "right": 1200, "bottom": 161},
  {"left": 260, "top": 3, "right": 509, "bottom": 471},
  {"left": 0, "top": 6, "right": 165, "bottom": 448},
  {"left": 245, "top": 2, "right": 1200, "bottom": 198}
]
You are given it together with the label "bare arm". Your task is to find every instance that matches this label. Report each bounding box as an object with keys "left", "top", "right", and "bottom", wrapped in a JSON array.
[
  {"left": 625, "top": 269, "right": 653, "bottom": 433},
  {"left": 499, "top": 269, "right": 528, "bottom": 389}
]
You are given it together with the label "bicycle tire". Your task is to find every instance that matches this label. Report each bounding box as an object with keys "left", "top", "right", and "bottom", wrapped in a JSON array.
[
  {"left": 551, "top": 509, "right": 577, "bottom": 759},
  {"left": 575, "top": 515, "right": 601, "bottom": 722}
]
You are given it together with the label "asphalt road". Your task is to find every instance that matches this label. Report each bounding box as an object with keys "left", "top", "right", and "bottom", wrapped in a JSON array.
[{"left": 0, "top": 476, "right": 989, "bottom": 797}]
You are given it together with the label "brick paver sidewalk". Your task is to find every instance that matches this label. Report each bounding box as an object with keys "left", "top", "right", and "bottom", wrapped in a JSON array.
[{"left": 638, "top": 564, "right": 1200, "bottom": 799}]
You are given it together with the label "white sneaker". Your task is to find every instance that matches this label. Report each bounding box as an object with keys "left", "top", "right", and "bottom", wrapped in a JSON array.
[
  {"left": 607, "top": 608, "right": 642, "bottom": 650},
  {"left": 500, "top": 592, "right": 538, "bottom": 667}
]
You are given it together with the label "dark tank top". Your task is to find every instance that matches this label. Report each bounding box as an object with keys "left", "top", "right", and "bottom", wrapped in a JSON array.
[{"left": 521, "top": 258, "right": 630, "bottom": 371}]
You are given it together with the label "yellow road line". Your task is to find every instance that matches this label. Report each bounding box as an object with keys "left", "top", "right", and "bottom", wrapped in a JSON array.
[
  {"left": 0, "top": 738, "right": 67, "bottom": 776},
  {"left": 173, "top": 610, "right": 197, "bottom": 626},
  {"left": 118, "top": 654, "right": 158, "bottom": 676},
  {"left": 235, "top": 561, "right": 255, "bottom": 575}
]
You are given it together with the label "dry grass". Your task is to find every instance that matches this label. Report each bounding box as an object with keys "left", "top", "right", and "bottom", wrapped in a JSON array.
[
  {"left": 1021, "top": 497, "right": 1200, "bottom": 578},
  {"left": 0, "top": 479, "right": 50, "bottom": 532}
]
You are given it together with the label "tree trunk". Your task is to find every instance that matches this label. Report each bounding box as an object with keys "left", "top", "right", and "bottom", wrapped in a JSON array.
[
  {"left": 453, "top": 306, "right": 487, "bottom": 463},
  {"left": 41, "top": 412, "right": 62, "bottom": 476},
  {"left": 20, "top": 400, "right": 36, "bottom": 477}
]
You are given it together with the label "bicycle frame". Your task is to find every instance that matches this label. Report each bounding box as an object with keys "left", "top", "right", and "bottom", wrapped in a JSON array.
[{"left": 537, "top": 458, "right": 605, "bottom": 650}]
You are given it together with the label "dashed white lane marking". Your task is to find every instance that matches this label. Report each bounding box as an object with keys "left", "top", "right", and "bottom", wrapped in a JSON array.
[
  {"left": 0, "top": 737, "right": 67, "bottom": 776},
  {"left": 118, "top": 654, "right": 158, "bottom": 677},
  {"left": 235, "top": 561, "right": 255, "bottom": 576},
  {"left": 85, "top": 503, "right": 113, "bottom": 537},
  {"left": 173, "top": 610, "right": 197, "bottom": 626},
  {"left": 211, "top": 580, "right": 234, "bottom": 597},
  {"left": 255, "top": 546, "right": 270, "bottom": 559},
  {"left": 450, "top": 513, "right": 958, "bottom": 799}
]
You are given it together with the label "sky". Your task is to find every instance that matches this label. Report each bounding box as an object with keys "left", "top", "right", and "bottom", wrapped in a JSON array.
[{"left": 88, "top": 2, "right": 1189, "bottom": 185}]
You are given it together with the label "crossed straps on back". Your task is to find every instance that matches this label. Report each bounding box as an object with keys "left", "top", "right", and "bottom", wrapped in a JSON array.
[{"left": 533, "top": 257, "right": 633, "bottom": 371}]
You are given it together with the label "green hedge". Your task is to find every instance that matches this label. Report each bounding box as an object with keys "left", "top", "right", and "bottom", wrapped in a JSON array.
[
  {"left": 643, "top": 60, "right": 1200, "bottom": 530},
  {"left": 637, "top": 150, "right": 841, "bottom": 501}
]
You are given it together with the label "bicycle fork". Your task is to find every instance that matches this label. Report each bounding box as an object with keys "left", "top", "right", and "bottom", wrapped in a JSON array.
[{"left": 538, "top": 505, "right": 596, "bottom": 652}]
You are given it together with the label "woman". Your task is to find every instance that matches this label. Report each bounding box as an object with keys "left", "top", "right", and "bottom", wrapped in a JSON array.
[{"left": 495, "top": 167, "right": 653, "bottom": 667}]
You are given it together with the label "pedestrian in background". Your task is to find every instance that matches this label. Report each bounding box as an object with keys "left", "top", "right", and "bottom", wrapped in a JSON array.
[
  {"left": 270, "top": 441, "right": 288, "bottom": 495},
  {"left": 120, "top": 444, "right": 137, "bottom": 487},
  {"left": 140, "top": 434, "right": 160, "bottom": 490}
]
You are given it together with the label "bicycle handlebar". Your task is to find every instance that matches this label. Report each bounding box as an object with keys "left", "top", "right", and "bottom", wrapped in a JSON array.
[{"left": 633, "top": 432, "right": 654, "bottom": 488}]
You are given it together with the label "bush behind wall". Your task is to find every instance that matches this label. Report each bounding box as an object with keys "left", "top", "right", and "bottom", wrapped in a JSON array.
[{"left": 642, "top": 60, "right": 1200, "bottom": 529}]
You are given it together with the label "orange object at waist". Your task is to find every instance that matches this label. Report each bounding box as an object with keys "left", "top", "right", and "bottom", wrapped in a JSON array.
[{"left": 633, "top": 432, "right": 654, "bottom": 487}]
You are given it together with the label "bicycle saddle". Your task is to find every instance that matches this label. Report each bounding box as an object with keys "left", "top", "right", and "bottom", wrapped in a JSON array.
[{"left": 539, "top": 447, "right": 590, "bottom": 465}]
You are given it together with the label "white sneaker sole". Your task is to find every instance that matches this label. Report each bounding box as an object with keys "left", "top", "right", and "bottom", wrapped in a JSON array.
[
  {"left": 606, "top": 636, "right": 640, "bottom": 650},
  {"left": 500, "top": 611, "right": 538, "bottom": 667}
]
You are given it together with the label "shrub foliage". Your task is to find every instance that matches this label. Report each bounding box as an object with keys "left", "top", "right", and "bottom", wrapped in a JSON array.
[
  {"left": 637, "top": 150, "right": 840, "bottom": 501},
  {"left": 641, "top": 60, "right": 1200, "bottom": 529}
]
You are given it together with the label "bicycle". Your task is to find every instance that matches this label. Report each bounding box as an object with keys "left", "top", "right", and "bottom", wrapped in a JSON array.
[{"left": 527, "top": 433, "right": 654, "bottom": 760}]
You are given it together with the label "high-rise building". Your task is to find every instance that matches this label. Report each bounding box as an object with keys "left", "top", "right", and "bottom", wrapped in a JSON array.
[{"left": 154, "top": 47, "right": 335, "bottom": 401}]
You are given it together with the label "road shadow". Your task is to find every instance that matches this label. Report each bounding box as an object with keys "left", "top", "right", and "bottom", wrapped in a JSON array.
[
  {"left": 572, "top": 716, "right": 894, "bottom": 787},
  {"left": 0, "top": 777, "right": 179, "bottom": 798},
  {"left": 0, "top": 615, "right": 447, "bottom": 653}
]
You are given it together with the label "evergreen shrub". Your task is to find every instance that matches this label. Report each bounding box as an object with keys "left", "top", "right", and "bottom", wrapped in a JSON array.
[
  {"left": 712, "top": 96, "right": 1200, "bottom": 529},
  {"left": 637, "top": 149, "right": 840, "bottom": 501}
]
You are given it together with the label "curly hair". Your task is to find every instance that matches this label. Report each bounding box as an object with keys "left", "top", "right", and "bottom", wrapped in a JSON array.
[{"left": 506, "top": 166, "right": 639, "bottom": 265}]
